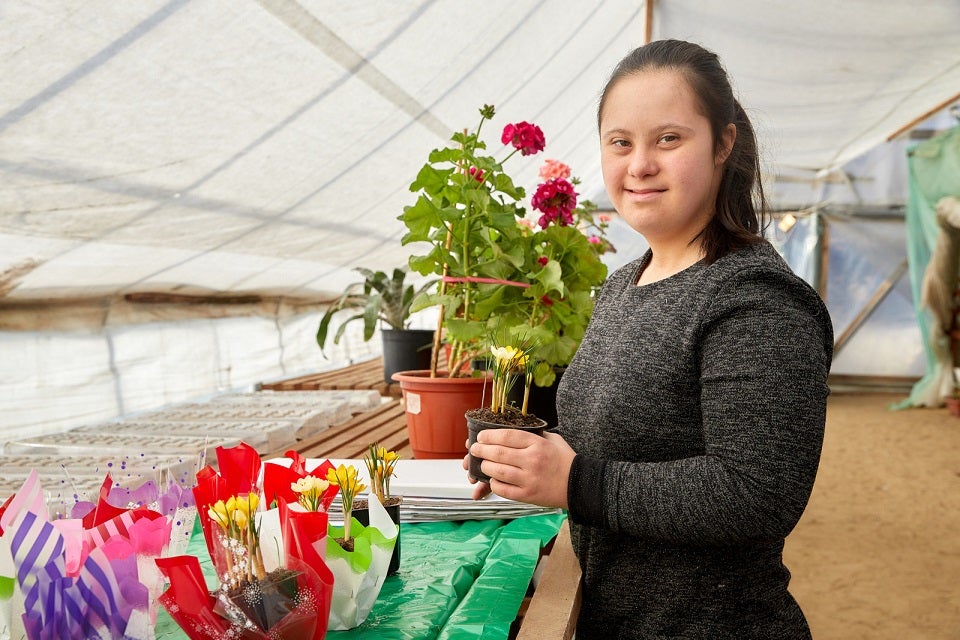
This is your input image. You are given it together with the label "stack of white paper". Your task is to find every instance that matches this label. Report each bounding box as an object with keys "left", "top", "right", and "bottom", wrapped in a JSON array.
[{"left": 262, "top": 457, "right": 560, "bottom": 522}]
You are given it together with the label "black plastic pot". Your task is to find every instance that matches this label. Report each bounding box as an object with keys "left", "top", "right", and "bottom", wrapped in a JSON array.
[
  {"left": 381, "top": 329, "right": 434, "bottom": 383},
  {"left": 465, "top": 410, "right": 547, "bottom": 483},
  {"left": 352, "top": 498, "right": 402, "bottom": 575}
]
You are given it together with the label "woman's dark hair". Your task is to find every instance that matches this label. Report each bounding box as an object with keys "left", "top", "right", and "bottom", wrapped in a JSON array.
[{"left": 598, "top": 39, "right": 769, "bottom": 263}]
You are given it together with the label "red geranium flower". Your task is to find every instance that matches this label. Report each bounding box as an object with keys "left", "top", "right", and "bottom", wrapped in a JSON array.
[
  {"left": 468, "top": 166, "right": 485, "bottom": 182},
  {"left": 531, "top": 178, "right": 578, "bottom": 228},
  {"left": 537, "top": 256, "right": 549, "bottom": 266},
  {"left": 501, "top": 121, "right": 545, "bottom": 156}
]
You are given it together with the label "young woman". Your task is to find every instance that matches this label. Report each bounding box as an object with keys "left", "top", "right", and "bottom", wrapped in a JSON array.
[{"left": 468, "top": 40, "right": 833, "bottom": 638}]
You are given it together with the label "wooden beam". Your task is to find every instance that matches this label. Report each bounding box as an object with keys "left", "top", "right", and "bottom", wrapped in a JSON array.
[
  {"left": 515, "top": 520, "right": 582, "bottom": 640},
  {"left": 886, "top": 92, "right": 960, "bottom": 141},
  {"left": 644, "top": 0, "right": 654, "bottom": 44},
  {"left": 834, "top": 258, "right": 909, "bottom": 355},
  {"left": 817, "top": 214, "right": 830, "bottom": 301}
]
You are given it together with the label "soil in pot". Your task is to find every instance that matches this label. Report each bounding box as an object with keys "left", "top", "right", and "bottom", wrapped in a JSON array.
[
  {"left": 466, "top": 407, "right": 547, "bottom": 483},
  {"left": 506, "top": 366, "right": 565, "bottom": 429}
]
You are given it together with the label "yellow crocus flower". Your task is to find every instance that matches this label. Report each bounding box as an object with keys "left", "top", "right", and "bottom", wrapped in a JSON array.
[
  {"left": 232, "top": 508, "right": 248, "bottom": 530},
  {"left": 208, "top": 500, "right": 229, "bottom": 529}
]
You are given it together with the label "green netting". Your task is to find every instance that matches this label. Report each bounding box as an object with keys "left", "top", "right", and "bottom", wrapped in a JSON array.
[
  {"left": 899, "top": 124, "right": 960, "bottom": 408},
  {"left": 155, "top": 512, "right": 566, "bottom": 639}
]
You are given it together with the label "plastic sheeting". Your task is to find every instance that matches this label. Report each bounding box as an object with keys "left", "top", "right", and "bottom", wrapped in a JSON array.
[
  {"left": 0, "top": 308, "right": 392, "bottom": 439},
  {"left": 2, "top": 1, "right": 959, "bottom": 306},
  {"left": 901, "top": 125, "right": 960, "bottom": 407},
  {"left": 771, "top": 210, "right": 927, "bottom": 379},
  {"left": 4, "top": 1, "right": 960, "bottom": 436},
  {"left": 155, "top": 512, "right": 566, "bottom": 640}
]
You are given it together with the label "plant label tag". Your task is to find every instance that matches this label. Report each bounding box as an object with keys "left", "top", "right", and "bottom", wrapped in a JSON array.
[{"left": 405, "top": 392, "right": 421, "bottom": 415}]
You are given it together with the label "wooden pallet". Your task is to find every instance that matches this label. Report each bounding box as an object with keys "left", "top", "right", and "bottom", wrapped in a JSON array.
[
  {"left": 264, "top": 399, "right": 411, "bottom": 461},
  {"left": 259, "top": 357, "right": 402, "bottom": 398}
]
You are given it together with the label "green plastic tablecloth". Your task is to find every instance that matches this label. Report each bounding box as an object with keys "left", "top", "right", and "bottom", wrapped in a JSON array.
[{"left": 155, "top": 512, "right": 565, "bottom": 639}]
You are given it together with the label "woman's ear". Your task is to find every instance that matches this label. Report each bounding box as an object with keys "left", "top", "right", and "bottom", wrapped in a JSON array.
[{"left": 716, "top": 123, "right": 737, "bottom": 165}]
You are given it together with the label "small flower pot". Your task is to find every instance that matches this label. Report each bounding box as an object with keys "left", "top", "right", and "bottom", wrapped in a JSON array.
[
  {"left": 946, "top": 397, "right": 960, "bottom": 417},
  {"left": 352, "top": 497, "right": 402, "bottom": 575},
  {"left": 466, "top": 408, "right": 547, "bottom": 483},
  {"left": 226, "top": 568, "right": 301, "bottom": 632}
]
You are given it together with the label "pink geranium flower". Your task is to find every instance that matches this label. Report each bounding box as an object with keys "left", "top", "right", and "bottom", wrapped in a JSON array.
[
  {"left": 532, "top": 178, "right": 578, "bottom": 228},
  {"left": 598, "top": 213, "right": 612, "bottom": 223},
  {"left": 539, "top": 159, "right": 571, "bottom": 181},
  {"left": 501, "top": 122, "right": 545, "bottom": 156},
  {"left": 588, "top": 235, "right": 602, "bottom": 245}
]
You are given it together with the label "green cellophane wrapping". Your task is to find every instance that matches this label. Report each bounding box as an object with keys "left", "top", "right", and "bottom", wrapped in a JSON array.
[{"left": 329, "top": 512, "right": 565, "bottom": 640}]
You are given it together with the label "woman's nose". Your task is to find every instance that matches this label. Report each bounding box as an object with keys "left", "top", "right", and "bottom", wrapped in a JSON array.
[{"left": 627, "top": 147, "right": 657, "bottom": 178}]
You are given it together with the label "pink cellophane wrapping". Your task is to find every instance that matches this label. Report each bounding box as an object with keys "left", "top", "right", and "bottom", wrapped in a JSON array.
[{"left": 0, "top": 471, "right": 189, "bottom": 640}]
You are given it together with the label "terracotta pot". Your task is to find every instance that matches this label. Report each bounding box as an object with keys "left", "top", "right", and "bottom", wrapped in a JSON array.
[
  {"left": 946, "top": 397, "right": 960, "bottom": 417},
  {"left": 391, "top": 370, "right": 490, "bottom": 459},
  {"left": 465, "top": 410, "right": 547, "bottom": 483}
]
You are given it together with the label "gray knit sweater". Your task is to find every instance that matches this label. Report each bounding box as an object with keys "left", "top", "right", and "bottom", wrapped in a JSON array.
[{"left": 557, "top": 241, "right": 833, "bottom": 639}]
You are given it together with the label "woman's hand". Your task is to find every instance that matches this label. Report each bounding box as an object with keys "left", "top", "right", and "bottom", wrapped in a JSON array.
[
  {"left": 469, "top": 430, "right": 575, "bottom": 508},
  {"left": 462, "top": 446, "right": 493, "bottom": 500}
]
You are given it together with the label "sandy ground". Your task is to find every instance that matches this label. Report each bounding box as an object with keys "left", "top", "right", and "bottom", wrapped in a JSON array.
[{"left": 783, "top": 392, "right": 960, "bottom": 639}]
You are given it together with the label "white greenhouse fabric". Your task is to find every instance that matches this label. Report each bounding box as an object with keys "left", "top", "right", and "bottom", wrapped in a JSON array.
[
  {"left": 2, "top": 1, "right": 959, "bottom": 436},
  {"left": 1, "top": 0, "right": 958, "bottom": 305}
]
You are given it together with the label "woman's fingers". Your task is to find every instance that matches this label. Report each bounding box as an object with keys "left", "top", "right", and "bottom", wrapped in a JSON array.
[{"left": 469, "top": 429, "right": 574, "bottom": 508}]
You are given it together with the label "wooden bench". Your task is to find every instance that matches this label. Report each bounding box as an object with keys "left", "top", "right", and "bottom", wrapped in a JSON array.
[
  {"left": 259, "top": 363, "right": 582, "bottom": 638},
  {"left": 258, "top": 357, "right": 402, "bottom": 398},
  {"left": 264, "top": 399, "right": 411, "bottom": 460}
]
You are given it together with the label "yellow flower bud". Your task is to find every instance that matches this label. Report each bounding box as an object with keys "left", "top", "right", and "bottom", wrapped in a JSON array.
[
  {"left": 208, "top": 500, "right": 229, "bottom": 528},
  {"left": 232, "top": 509, "right": 248, "bottom": 530}
]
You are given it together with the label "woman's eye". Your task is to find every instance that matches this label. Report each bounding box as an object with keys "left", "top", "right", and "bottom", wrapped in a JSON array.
[
  {"left": 611, "top": 138, "right": 630, "bottom": 148},
  {"left": 658, "top": 134, "right": 679, "bottom": 144}
]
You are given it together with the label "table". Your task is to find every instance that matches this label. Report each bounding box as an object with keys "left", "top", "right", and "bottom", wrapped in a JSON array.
[
  {"left": 258, "top": 361, "right": 582, "bottom": 639},
  {"left": 162, "top": 361, "right": 584, "bottom": 638},
  {"left": 156, "top": 513, "right": 567, "bottom": 639}
]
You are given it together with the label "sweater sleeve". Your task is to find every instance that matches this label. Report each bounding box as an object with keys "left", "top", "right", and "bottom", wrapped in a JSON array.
[{"left": 588, "top": 267, "right": 833, "bottom": 545}]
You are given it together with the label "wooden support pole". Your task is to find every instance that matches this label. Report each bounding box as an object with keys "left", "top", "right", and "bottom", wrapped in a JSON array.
[
  {"left": 834, "top": 258, "right": 909, "bottom": 355},
  {"left": 886, "top": 92, "right": 960, "bottom": 141},
  {"left": 644, "top": 0, "right": 654, "bottom": 44}
]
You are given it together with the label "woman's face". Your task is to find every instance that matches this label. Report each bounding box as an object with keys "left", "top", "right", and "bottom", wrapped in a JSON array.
[{"left": 599, "top": 69, "right": 733, "bottom": 247}]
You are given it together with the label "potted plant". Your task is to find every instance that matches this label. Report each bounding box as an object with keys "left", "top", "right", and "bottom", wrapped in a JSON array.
[
  {"left": 393, "top": 105, "right": 615, "bottom": 454},
  {"left": 359, "top": 443, "right": 402, "bottom": 574},
  {"left": 391, "top": 104, "right": 546, "bottom": 457},
  {"left": 499, "top": 159, "right": 614, "bottom": 426},
  {"left": 316, "top": 266, "right": 437, "bottom": 382},
  {"left": 466, "top": 330, "right": 546, "bottom": 483},
  {"left": 322, "top": 463, "right": 398, "bottom": 630}
]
